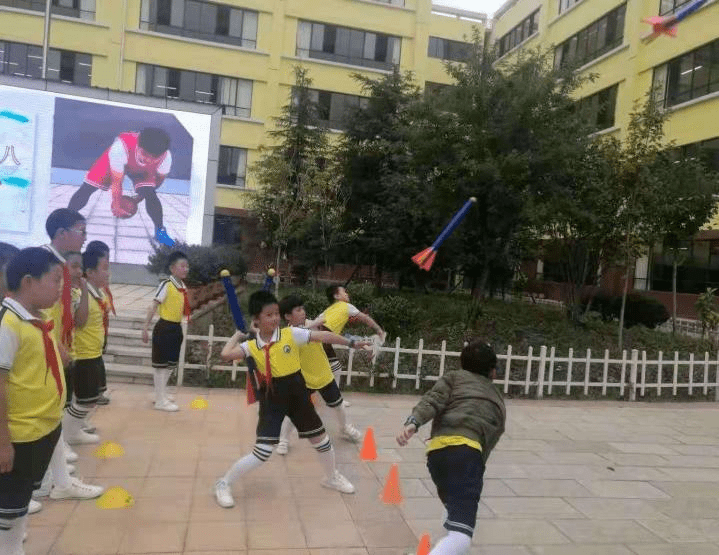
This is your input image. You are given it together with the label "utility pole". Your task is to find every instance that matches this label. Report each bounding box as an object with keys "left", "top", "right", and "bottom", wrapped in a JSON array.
[{"left": 41, "top": 0, "right": 52, "bottom": 79}]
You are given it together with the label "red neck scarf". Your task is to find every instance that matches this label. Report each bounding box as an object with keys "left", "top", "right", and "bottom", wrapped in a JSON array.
[
  {"left": 29, "top": 320, "right": 63, "bottom": 397},
  {"left": 97, "top": 296, "right": 110, "bottom": 339},
  {"left": 175, "top": 281, "right": 191, "bottom": 322},
  {"left": 104, "top": 287, "right": 116, "bottom": 316},
  {"left": 61, "top": 265, "right": 74, "bottom": 348}
]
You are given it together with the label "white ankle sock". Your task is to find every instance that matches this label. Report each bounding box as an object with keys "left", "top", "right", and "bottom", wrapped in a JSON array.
[
  {"left": 48, "top": 435, "right": 71, "bottom": 490},
  {"left": 429, "top": 530, "right": 472, "bottom": 555},
  {"left": 279, "top": 417, "right": 294, "bottom": 442},
  {"left": 333, "top": 405, "right": 348, "bottom": 429},
  {"left": 0, "top": 515, "right": 26, "bottom": 555},
  {"left": 312, "top": 435, "right": 335, "bottom": 478},
  {"left": 222, "top": 444, "right": 272, "bottom": 484}
]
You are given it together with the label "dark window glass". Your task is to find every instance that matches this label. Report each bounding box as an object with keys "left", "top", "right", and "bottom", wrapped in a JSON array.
[
  {"left": 217, "top": 146, "right": 246, "bottom": 187},
  {"left": 498, "top": 8, "right": 540, "bottom": 57},
  {"left": 660, "top": 38, "right": 719, "bottom": 107},
  {"left": 216, "top": 4, "right": 230, "bottom": 36},
  {"left": 555, "top": 4, "right": 625, "bottom": 68},
  {"left": 157, "top": 0, "right": 172, "bottom": 25}
]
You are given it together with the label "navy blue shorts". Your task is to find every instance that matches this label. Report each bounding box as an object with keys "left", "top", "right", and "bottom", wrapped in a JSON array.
[
  {"left": 73, "top": 356, "right": 104, "bottom": 404},
  {"left": 0, "top": 425, "right": 61, "bottom": 520},
  {"left": 256, "top": 371, "right": 325, "bottom": 444},
  {"left": 152, "top": 319, "right": 183, "bottom": 369},
  {"left": 312, "top": 379, "right": 343, "bottom": 408},
  {"left": 426, "top": 444, "right": 485, "bottom": 538}
]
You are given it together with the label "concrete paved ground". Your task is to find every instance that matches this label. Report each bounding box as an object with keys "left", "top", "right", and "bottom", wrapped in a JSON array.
[{"left": 24, "top": 383, "right": 719, "bottom": 555}]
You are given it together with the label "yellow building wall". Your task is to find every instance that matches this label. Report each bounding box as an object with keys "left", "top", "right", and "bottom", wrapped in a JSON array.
[{"left": 0, "top": 0, "right": 484, "bottom": 214}]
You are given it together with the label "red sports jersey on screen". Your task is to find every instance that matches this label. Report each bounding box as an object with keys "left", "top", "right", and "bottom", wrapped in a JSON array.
[{"left": 84, "top": 132, "right": 169, "bottom": 191}]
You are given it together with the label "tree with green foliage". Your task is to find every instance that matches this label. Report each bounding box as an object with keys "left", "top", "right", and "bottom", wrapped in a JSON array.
[{"left": 250, "top": 66, "right": 342, "bottom": 293}]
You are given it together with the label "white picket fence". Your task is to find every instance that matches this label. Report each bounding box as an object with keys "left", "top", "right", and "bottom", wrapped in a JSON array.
[{"left": 175, "top": 323, "right": 719, "bottom": 401}]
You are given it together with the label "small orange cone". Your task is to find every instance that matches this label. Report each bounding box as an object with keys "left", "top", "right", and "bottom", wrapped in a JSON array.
[
  {"left": 381, "top": 463, "right": 403, "bottom": 504},
  {"left": 360, "top": 427, "right": 377, "bottom": 461},
  {"left": 416, "top": 533, "right": 431, "bottom": 555}
]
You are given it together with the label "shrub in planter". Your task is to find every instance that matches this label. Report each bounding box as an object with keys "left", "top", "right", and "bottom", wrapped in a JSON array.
[
  {"left": 295, "top": 290, "right": 327, "bottom": 319},
  {"left": 346, "top": 282, "right": 375, "bottom": 311},
  {"left": 623, "top": 293, "right": 669, "bottom": 329},
  {"left": 147, "top": 243, "right": 247, "bottom": 285},
  {"left": 368, "top": 295, "right": 423, "bottom": 339}
]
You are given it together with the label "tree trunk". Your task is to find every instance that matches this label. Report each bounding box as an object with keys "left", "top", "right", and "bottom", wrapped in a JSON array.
[
  {"left": 618, "top": 253, "right": 631, "bottom": 351},
  {"left": 672, "top": 255, "right": 678, "bottom": 336},
  {"left": 275, "top": 245, "right": 281, "bottom": 297}
]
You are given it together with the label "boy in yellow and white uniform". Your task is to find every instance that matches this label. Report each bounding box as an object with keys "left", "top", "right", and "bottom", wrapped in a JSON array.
[
  {"left": 65, "top": 249, "right": 111, "bottom": 443},
  {"left": 0, "top": 247, "right": 65, "bottom": 554},
  {"left": 276, "top": 295, "right": 362, "bottom": 455},
  {"left": 213, "top": 291, "right": 372, "bottom": 510}
]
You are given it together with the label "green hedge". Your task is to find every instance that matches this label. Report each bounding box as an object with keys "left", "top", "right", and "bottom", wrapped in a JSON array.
[{"left": 147, "top": 243, "right": 247, "bottom": 285}]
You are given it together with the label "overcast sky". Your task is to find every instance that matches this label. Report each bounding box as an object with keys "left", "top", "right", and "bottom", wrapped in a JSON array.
[{"left": 433, "top": 0, "right": 507, "bottom": 17}]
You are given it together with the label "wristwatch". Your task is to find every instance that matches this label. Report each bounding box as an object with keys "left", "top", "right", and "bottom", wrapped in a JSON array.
[{"left": 404, "top": 415, "right": 420, "bottom": 429}]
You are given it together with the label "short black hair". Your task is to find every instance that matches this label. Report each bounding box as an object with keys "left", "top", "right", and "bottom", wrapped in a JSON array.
[
  {"left": 138, "top": 127, "right": 170, "bottom": 156},
  {"left": 86, "top": 240, "right": 110, "bottom": 254},
  {"left": 249, "top": 290, "right": 278, "bottom": 317},
  {"left": 0, "top": 242, "right": 20, "bottom": 271},
  {"left": 82, "top": 249, "right": 107, "bottom": 272},
  {"left": 167, "top": 251, "right": 188, "bottom": 272},
  {"left": 45, "top": 208, "right": 85, "bottom": 240},
  {"left": 5, "top": 247, "right": 62, "bottom": 292},
  {"left": 279, "top": 295, "right": 304, "bottom": 319},
  {"left": 460, "top": 338, "right": 497, "bottom": 377},
  {"left": 326, "top": 285, "right": 342, "bottom": 304}
]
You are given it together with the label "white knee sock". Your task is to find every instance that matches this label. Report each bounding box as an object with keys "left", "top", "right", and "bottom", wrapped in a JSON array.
[
  {"left": 163, "top": 368, "right": 173, "bottom": 395},
  {"left": 279, "top": 417, "right": 295, "bottom": 442},
  {"left": 153, "top": 369, "right": 165, "bottom": 404},
  {"left": 334, "top": 404, "right": 348, "bottom": 429},
  {"left": 429, "top": 531, "right": 472, "bottom": 555},
  {"left": 222, "top": 444, "right": 273, "bottom": 485},
  {"left": 48, "top": 433, "right": 72, "bottom": 490},
  {"left": 0, "top": 515, "right": 26, "bottom": 555},
  {"left": 313, "top": 435, "right": 336, "bottom": 478}
]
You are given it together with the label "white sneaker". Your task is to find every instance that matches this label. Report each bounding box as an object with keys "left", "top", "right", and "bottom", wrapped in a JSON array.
[
  {"left": 342, "top": 400, "right": 351, "bottom": 408},
  {"left": 154, "top": 400, "right": 179, "bottom": 412},
  {"left": 64, "top": 441, "right": 79, "bottom": 463},
  {"left": 342, "top": 424, "right": 362, "bottom": 442},
  {"left": 23, "top": 532, "right": 27, "bottom": 542},
  {"left": 276, "top": 440, "right": 289, "bottom": 455},
  {"left": 32, "top": 482, "right": 51, "bottom": 499},
  {"left": 81, "top": 418, "right": 96, "bottom": 434},
  {"left": 166, "top": 394, "right": 176, "bottom": 402},
  {"left": 320, "top": 471, "right": 355, "bottom": 494},
  {"left": 28, "top": 499, "right": 42, "bottom": 514},
  {"left": 65, "top": 428, "right": 100, "bottom": 445},
  {"left": 50, "top": 478, "right": 104, "bottom": 500},
  {"left": 67, "top": 464, "right": 76, "bottom": 475},
  {"left": 214, "top": 480, "right": 235, "bottom": 508}
]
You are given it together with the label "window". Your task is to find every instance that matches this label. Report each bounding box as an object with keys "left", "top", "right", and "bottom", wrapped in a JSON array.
[
  {"left": 676, "top": 136, "right": 719, "bottom": 172},
  {"left": 428, "top": 37, "right": 472, "bottom": 62},
  {"left": 0, "top": 41, "right": 91, "bottom": 84},
  {"left": 497, "top": 9, "right": 539, "bottom": 57},
  {"left": 140, "top": 0, "right": 258, "bottom": 48},
  {"left": 554, "top": 4, "right": 625, "bottom": 69},
  {"left": 136, "top": 64, "right": 252, "bottom": 117},
  {"left": 297, "top": 21, "right": 401, "bottom": 70},
  {"left": 217, "top": 146, "right": 247, "bottom": 187},
  {"left": 305, "top": 89, "right": 368, "bottom": 130},
  {"left": 652, "top": 238, "right": 719, "bottom": 293},
  {"left": 578, "top": 84, "right": 618, "bottom": 132},
  {"left": 659, "top": 0, "right": 694, "bottom": 16},
  {"left": 213, "top": 214, "right": 244, "bottom": 244},
  {"left": 559, "top": 0, "right": 583, "bottom": 13},
  {"left": 424, "top": 81, "right": 452, "bottom": 97},
  {"left": 0, "top": 0, "right": 95, "bottom": 19},
  {"left": 653, "top": 39, "right": 719, "bottom": 108}
]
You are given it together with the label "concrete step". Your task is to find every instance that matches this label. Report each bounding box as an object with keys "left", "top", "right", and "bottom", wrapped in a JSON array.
[
  {"left": 104, "top": 362, "right": 153, "bottom": 385},
  {"left": 103, "top": 345, "right": 152, "bottom": 367},
  {"left": 106, "top": 328, "right": 146, "bottom": 348},
  {"left": 110, "top": 314, "right": 147, "bottom": 330}
]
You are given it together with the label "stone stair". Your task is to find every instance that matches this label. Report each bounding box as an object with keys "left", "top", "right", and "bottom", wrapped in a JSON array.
[{"left": 104, "top": 311, "right": 154, "bottom": 384}]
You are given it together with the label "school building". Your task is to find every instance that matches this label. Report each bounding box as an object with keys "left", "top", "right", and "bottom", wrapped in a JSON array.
[
  {"left": 0, "top": 0, "right": 483, "bottom": 252},
  {"left": 492, "top": 0, "right": 719, "bottom": 316}
]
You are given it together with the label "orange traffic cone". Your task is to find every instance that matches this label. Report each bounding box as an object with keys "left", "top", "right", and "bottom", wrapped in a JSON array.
[
  {"left": 381, "top": 463, "right": 403, "bottom": 504},
  {"left": 360, "top": 427, "right": 377, "bottom": 461},
  {"left": 416, "top": 533, "right": 431, "bottom": 555}
]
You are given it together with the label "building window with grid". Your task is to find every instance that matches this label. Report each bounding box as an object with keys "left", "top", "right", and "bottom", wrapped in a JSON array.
[
  {"left": 553, "top": 3, "right": 626, "bottom": 69},
  {"left": 139, "top": 0, "right": 258, "bottom": 48},
  {"left": 217, "top": 146, "right": 247, "bottom": 187},
  {"left": 676, "top": 137, "right": 719, "bottom": 172},
  {"left": 559, "top": 0, "right": 583, "bottom": 13},
  {"left": 428, "top": 37, "right": 472, "bottom": 62},
  {"left": 136, "top": 64, "right": 252, "bottom": 117},
  {"left": 578, "top": 84, "right": 618, "bottom": 132},
  {"left": 296, "top": 21, "right": 401, "bottom": 71},
  {"left": 0, "top": 0, "right": 96, "bottom": 20},
  {"left": 652, "top": 39, "right": 719, "bottom": 108},
  {"left": 0, "top": 41, "right": 92, "bottom": 85},
  {"left": 659, "top": 0, "right": 695, "bottom": 16},
  {"left": 304, "top": 89, "right": 368, "bottom": 130},
  {"left": 497, "top": 8, "right": 539, "bottom": 57}
]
